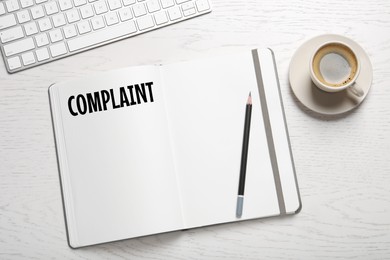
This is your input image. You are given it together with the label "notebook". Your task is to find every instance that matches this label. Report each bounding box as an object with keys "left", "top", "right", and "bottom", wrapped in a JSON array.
[{"left": 49, "top": 48, "right": 301, "bottom": 248}]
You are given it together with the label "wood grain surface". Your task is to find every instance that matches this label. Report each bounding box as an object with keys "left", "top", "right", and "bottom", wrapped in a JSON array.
[{"left": 1, "top": 0, "right": 390, "bottom": 259}]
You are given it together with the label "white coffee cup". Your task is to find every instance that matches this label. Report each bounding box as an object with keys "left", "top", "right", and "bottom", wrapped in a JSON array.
[{"left": 309, "top": 41, "right": 364, "bottom": 97}]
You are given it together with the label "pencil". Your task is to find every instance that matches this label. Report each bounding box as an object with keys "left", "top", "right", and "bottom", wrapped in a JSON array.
[{"left": 236, "top": 92, "right": 252, "bottom": 218}]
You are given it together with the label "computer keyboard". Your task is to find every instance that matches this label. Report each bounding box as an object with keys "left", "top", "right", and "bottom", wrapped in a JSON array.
[{"left": 0, "top": 0, "right": 211, "bottom": 73}]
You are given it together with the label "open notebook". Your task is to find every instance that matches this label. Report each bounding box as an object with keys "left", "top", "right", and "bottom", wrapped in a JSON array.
[{"left": 49, "top": 48, "right": 301, "bottom": 248}]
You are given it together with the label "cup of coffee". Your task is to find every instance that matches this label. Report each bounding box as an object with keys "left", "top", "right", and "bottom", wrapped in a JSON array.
[{"left": 310, "top": 41, "right": 364, "bottom": 97}]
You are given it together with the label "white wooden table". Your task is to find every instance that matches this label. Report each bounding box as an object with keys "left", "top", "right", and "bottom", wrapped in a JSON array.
[{"left": 1, "top": 0, "right": 390, "bottom": 259}]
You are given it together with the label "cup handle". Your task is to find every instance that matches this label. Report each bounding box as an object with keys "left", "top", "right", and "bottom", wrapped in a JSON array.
[{"left": 348, "top": 83, "right": 364, "bottom": 97}]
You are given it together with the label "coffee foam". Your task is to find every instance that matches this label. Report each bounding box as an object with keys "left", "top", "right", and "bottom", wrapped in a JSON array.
[{"left": 312, "top": 43, "right": 358, "bottom": 87}]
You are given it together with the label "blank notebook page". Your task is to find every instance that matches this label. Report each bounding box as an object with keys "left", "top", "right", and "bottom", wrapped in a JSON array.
[{"left": 162, "top": 51, "right": 280, "bottom": 228}]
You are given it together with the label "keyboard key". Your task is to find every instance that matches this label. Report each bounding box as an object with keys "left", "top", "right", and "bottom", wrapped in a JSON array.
[
  {"left": 38, "top": 18, "right": 52, "bottom": 31},
  {"left": 52, "top": 13, "right": 66, "bottom": 27},
  {"left": 36, "top": 0, "right": 48, "bottom": 4},
  {"left": 123, "top": 0, "right": 136, "bottom": 6},
  {"left": 66, "top": 9, "right": 80, "bottom": 23},
  {"left": 35, "top": 33, "right": 49, "bottom": 46},
  {"left": 136, "top": 15, "right": 154, "bottom": 30},
  {"left": 21, "top": 51, "right": 36, "bottom": 65},
  {"left": 167, "top": 6, "right": 181, "bottom": 20},
  {"left": 16, "top": 10, "right": 31, "bottom": 23},
  {"left": 6, "top": 0, "right": 20, "bottom": 12},
  {"left": 118, "top": 8, "right": 132, "bottom": 21},
  {"left": 147, "top": 0, "right": 160, "bottom": 13},
  {"left": 4, "top": 38, "right": 35, "bottom": 56},
  {"left": 154, "top": 11, "right": 168, "bottom": 25},
  {"left": 181, "top": 2, "right": 194, "bottom": 10},
  {"left": 20, "top": 0, "right": 34, "bottom": 8},
  {"left": 195, "top": 0, "right": 209, "bottom": 12},
  {"left": 58, "top": 0, "right": 73, "bottom": 11},
  {"left": 50, "top": 42, "right": 67, "bottom": 57},
  {"left": 0, "top": 14, "right": 17, "bottom": 30},
  {"left": 0, "top": 26, "right": 24, "bottom": 43},
  {"left": 94, "top": 0, "right": 108, "bottom": 14},
  {"left": 80, "top": 5, "right": 94, "bottom": 18},
  {"left": 24, "top": 21, "right": 38, "bottom": 35},
  {"left": 49, "top": 29, "right": 63, "bottom": 42},
  {"left": 7, "top": 56, "right": 22, "bottom": 70},
  {"left": 77, "top": 20, "right": 91, "bottom": 34},
  {"left": 36, "top": 47, "right": 50, "bottom": 61},
  {"left": 133, "top": 3, "right": 147, "bottom": 17},
  {"left": 67, "top": 20, "right": 137, "bottom": 51},
  {"left": 105, "top": 12, "right": 119, "bottom": 26},
  {"left": 45, "top": 2, "right": 59, "bottom": 15},
  {"left": 183, "top": 8, "right": 195, "bottom": 16},
  {"left": 107, "top": 0, "right": 122, "bottom": 10},
  {"left": 91, "top": 16, "right": 105, "bottom": 30},
  {"left": 73, "top": 0, "right": 87, "bottom": 7},
  {"left": 63, "top": 24, "right": 77, "bottom": 38},
  {"left": 31, "top": 5, "right": 45, "bottom": 19},
  {"left": 160, "top": 0, "right": 174, "bottom": 8},
  {"left": 0, "top": 3, "right": 6, "bottom": 15}
]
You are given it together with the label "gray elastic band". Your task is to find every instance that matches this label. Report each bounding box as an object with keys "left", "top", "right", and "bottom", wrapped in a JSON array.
[{"left": 252, "top": 49, "right": 286, "bottom": 215}]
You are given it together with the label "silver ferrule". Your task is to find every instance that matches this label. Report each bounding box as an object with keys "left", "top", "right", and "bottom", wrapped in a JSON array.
[{"left": 236, "top": 195, "right": 244, "bottom": 218}]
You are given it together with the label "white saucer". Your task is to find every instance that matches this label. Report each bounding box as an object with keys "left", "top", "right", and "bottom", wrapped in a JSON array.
[{"left": 289, "top": 34, "right": 373, "bottom": 115}]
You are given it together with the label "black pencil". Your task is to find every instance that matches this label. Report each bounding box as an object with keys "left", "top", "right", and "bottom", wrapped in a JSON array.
[{"left": 236, "top": 92, "right": 252, "bottom": 218}]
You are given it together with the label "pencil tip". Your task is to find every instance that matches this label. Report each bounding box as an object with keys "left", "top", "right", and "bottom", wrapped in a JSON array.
[{"left": 247, "top": 92, "right": 252, "bottom": 105}]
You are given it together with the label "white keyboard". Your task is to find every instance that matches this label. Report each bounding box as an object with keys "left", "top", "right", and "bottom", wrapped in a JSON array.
[{"left": 0, "top": 0, "right": 211, "bottom": 73}]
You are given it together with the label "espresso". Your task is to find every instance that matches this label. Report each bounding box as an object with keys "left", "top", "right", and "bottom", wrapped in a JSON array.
[{"left": 312, "top": 43, "right": 358, "bottom": 87}]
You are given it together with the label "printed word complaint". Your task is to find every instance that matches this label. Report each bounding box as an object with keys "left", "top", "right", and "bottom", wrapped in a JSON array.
[{"left": 68, "top": 82, "right": 155, "bottom": 116}]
